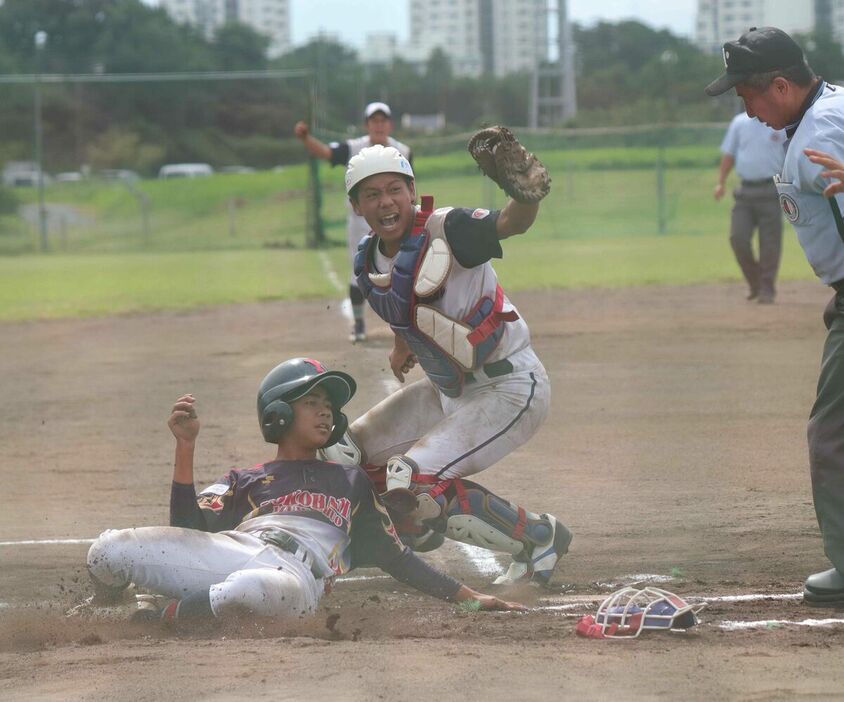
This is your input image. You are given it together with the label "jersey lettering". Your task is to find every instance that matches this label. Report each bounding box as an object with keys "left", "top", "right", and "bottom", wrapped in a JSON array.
[{"left": 261, "top": 490, "right": 352, "bottom": 528}]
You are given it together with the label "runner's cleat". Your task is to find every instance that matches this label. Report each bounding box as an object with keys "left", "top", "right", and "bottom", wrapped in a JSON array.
[{"left": 131, "top": 594, "right": 177, "bottom": 623}]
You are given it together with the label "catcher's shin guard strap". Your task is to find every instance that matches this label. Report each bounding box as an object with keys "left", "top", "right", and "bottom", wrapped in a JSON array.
[{"left": 418, "top": 477, "right": 551, "bottom": 555}]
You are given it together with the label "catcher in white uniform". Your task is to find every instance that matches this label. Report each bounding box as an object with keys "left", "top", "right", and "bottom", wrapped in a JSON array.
[
  {"left": 321, "top": 129, "right": 573, "bottom": 587},
  {"left": 295, "top": 102, "right": 412, "bottom": 342}
]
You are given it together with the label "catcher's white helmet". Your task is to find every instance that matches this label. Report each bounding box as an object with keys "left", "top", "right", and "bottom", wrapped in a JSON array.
[
  {"left": 345, "top": 144, "right": 414, "bottom": 194},
  {"left": 577, "top": 587, "right": 706, "bottom": 639}
]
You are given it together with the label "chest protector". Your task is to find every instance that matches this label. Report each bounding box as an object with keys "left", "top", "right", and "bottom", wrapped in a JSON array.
[{"left": 354, "top": 195, "right": 518, "bottom": 398}]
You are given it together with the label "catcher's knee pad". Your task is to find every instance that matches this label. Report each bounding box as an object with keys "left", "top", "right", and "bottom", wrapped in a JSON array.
[
  {"left": 385, "top": 454, "right": 416, "bottom": 491},
  {"left": 385, "top": 455, "right": 447, "bottom": 524},
  {"left": 394, "top": 520, "right": 446, "bottom": 552},
  {"left": 439, "top": 481, "right": 554, "bottom": 556},
  {"left": 318, "top": 429, "right": 364, "bottom": 465}
]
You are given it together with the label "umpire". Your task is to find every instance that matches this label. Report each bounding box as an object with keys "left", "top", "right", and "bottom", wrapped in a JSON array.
[
  {"left": 707, "top": 26, "right": 844, "bottom": 605},
  {"left": 714, "top": 112, "right": 785, "bottom": 304}
]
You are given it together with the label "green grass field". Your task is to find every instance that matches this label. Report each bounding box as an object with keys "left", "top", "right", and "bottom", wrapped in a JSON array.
[{"left": 0, "top": 143, "right": 817, "bottom": 321}]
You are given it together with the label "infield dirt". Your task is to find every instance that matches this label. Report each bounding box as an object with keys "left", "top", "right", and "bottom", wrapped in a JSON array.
[{"left": 2, "top": 282, "right": 843, "bottom": 701}]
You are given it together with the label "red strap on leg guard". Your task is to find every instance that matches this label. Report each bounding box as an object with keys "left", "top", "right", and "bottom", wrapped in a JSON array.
[
  {"left": 414, "top": 474, "right": 457, "bottom": 507},
  {"left": 409, "top": 474, "right": 469, "bottom": 514},
  {"left": 452, "top": 479, "right": 470, "bottom": 514},
  {"left": 512, "top": 506, "right": 527, "bottom": 540}
]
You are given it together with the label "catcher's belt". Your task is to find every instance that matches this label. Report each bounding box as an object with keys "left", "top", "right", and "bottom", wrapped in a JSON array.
[{"left": 463, "top": 357, "right": 514, "bottom": 384}]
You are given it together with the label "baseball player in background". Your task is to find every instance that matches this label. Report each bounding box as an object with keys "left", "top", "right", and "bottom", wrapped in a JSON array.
[
  {"left": 295, "top": 103, "right": 412, "bottom": 343},
  {"left": 714, "top": 111, "right": 785, "bottom": 304},
  {"left": 320, "top": 131, "right": 573, "bottom": 588},
  {"left": 85, "top": 358, "right": 523, "bottom": 624},
  {"left": 707, "top": 26, "right": 844, "bottom": 605}
]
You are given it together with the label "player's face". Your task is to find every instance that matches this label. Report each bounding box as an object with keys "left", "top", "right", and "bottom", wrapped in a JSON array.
[
  {"left": 735, "top": 78, "right": 793, "bottom": 130},
  {"left": 352, "top": 173, "right": 416, "bottom": 256},
  {"left": 365, "top": 113, "right": 392, "bottom": 144},
  {"left": 290, "top": 385, "right": 335, "bottom": 449}
]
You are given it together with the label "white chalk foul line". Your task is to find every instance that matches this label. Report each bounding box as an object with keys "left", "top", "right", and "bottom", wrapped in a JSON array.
[
  {"left": 720, "top": 617, "right": 844, "bottom": 630},
  {"left": 318, "top": 251, "right": 344, "bottom": 293},
  {"left": 696, "top": 592, "right": 802, "bottom": 603},
  {"left": 336, "top": 574, "right": 391, "bottom": 583},
  {"left": 319, "top": 251, "right": 352, "bottom": 323},
  {"left": 455, "top": 542, "right": 505, "bottom": 577},
  {"left": 0, "top": 538, "right": 95, "bottom": 546}
]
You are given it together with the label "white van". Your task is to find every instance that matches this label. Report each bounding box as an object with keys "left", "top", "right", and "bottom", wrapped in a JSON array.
[{"left": 158, "top": 163, "right": 213, "bottom": 179}]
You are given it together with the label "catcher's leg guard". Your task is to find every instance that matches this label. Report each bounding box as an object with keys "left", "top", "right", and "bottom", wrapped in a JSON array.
[
  {"left": 493, "top": 513, "right": 573, "bottom": 587},
  {"left": 417, "top": 477, "right": 573, "bottom": 585},
  {"left": 388, "top": 458, "right": 568, "bottom": 565},
  {"left": 385, "top": 455, "right": 443, "bottom": 522},
  {"left": 383, "top": 455, "right": 445, "bottom": 551},
  {"left": 434, "top": 479, "right": 559, "bottom": 557}
]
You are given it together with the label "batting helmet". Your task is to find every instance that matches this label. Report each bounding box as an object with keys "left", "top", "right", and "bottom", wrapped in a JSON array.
[
  {"left": 345, "top": 144, "right": 414, "bottom": 194},
  {"left": 257, "top": 358, "right": 356, "bottom": 447}
]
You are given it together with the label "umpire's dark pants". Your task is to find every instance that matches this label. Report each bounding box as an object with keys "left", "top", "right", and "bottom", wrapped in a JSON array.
[
  {"left": 730, "top": 182, "right": 783, "bottom": 297},
  {"left": 808, "top": 292, "right": 844, "bottom": 573}
]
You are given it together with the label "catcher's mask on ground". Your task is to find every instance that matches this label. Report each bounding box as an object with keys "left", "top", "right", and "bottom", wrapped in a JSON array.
[
  {"left": 576, "top": 586, "right": 706, "bottom": 639},
  {"left": 257, "top": 358, "right": 356, "bottom": 447},
  {"left": 345, "top": 144, "right": 414, "bottom": 196}
]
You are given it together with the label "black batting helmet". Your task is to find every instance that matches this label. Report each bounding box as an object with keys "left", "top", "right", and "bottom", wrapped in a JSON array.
[{"left": 257, "top": 358, "right": 356, "bottom": 447}]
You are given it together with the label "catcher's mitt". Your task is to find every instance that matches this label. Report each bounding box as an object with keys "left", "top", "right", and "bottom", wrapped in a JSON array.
[{"left": 467, "top": 126, "right": 551, "bottom": 203}]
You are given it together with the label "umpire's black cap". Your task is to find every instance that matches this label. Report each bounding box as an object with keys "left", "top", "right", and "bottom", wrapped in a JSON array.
[{"left": 705, "top": 26, "right": 806, "bottom": 96}]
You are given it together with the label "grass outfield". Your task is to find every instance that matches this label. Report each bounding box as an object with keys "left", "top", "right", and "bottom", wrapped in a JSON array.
[
  {"left": 0, "top": 143, "right": 819, "bottom": 321},
  {"left": 0, "top": 230, "right": 816, "bottom": 321},
  {"left": 4, "top": 144, "right": 726, "bottom": 255}
]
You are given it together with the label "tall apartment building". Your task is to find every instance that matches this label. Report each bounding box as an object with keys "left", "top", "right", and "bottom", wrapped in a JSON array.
[
  {"left": 158, "top": 0, "right": 291, "bottom": 57},
  {"left": 695, "top": 0, "right": 815, "bottom": 53},
  {"left": 405, "top": 0, "right": 548, "bottom": 78},
  {"left": 363, "top": 32, "right": 400, "bottom": 64}
]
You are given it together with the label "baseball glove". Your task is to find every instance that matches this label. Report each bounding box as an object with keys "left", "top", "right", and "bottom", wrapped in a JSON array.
[{"left": 467, "top": 126, "right": 551, "bottom": 203}]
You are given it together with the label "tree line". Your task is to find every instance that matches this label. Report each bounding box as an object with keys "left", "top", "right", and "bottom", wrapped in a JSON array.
[{"left": 0, "top": 0, "right": 842, "bottom": 176}]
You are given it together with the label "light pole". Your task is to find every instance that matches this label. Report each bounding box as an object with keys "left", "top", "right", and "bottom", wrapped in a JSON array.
[{"left": 34, "top": 30, "right": 48, "bottom": 252}]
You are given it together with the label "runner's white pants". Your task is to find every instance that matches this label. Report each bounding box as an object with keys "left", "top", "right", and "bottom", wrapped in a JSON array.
[{"left": 87, "top": 527, "right": 323, "bottom": 618}]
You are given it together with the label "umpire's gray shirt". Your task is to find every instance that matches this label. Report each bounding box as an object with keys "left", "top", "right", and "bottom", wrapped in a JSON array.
[
  {"left": 776, "top": 82, "right": 844, "bottom": 285},
  {"left": 720, "top": 112, "right": 785, "bottom": 181}
]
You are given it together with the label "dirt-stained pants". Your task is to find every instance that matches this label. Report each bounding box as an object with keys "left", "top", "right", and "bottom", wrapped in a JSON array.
[{"left": 87, "top": 527, "right": 323, "bottom": 618}]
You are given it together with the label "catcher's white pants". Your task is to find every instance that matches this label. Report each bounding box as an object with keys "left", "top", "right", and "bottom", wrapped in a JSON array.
[
  {"left": 87, "top": 527, "right": 323, "bottom": 618},
  {"left": 351, "top": 348, "right": 550, "bottom": 479}
]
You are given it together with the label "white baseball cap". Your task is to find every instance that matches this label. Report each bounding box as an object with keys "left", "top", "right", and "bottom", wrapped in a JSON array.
[
  {"left": 345, "top": 144, "right": 414, "bottom": 194},
  {"left": 364, "top": 101, "right": 392, "bottom": 119}
]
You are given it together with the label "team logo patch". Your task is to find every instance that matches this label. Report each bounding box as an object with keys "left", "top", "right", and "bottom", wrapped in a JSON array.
[
  {"left": 199, "top": 483, "right": 229, "bottom": 496},
  {"left": 198, "top": 494, "right": 226, "bottom": 511},
  {"left": 471, "top": 208, "right": 490, "bottom": 219},
  {"left": 779, "top": 193, "right": 799, "bottom": 222}
]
